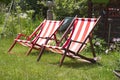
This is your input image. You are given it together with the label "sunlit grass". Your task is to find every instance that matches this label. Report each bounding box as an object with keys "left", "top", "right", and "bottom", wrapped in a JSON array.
[{"left": 0, "top": 38, "right": 120, "bottom": 80}]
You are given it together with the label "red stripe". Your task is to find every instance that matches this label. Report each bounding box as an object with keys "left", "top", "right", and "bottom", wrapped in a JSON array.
[
  {"left": 68, "top": 18, "right": 84, "bottom": 50},
  {"left": 63, "top": 19, "right": 80, "bottom": 48},
  {"left": 49, "top": 21, "right": 58, "bottom": 37},
  {"left": 69, "top": 18, "right": 95, "bottom": 52},
  {"left": 41, "top": 21, "right": 51, "bottom": 37},
  {"left": 29, "top": 20, "right": 45, "bottom": 39},
  {"left": 38, "top": 20, "right": 48, "bottom": 37},
  {"left": 74, "top": 19, "right": 84, "bottom": 41},
  {"left": 80, "top": 19, "right": 91, "bottom": 42},
  {"left": 73, "top": 19, "right": 90, "bottom": 52},
  {"left": 32, "top": 20, "right": 48, "bottom": 42},
  {"left": 36, "top": 21, "right": 51, "bottom": 44}
]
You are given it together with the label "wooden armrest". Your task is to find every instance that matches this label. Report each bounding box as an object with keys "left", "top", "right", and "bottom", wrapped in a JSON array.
[{"left": 16, "top": 33, "right": 29, "bottom": 40}]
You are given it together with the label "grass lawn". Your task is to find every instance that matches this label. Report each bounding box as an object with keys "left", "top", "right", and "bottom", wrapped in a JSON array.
[{"left": 0, "top": 37, "right": 120, "bottom": 80}]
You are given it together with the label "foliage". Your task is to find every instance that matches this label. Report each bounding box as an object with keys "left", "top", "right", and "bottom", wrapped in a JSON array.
[
  {"left": 0, "top": 0, "right": 90, "bottom": 37},
  {"left": 19, "top": 0, "right": 48, "bottom": 19},
  {"left": 105, "top": 38, "right": 120, "bottom": 53},
  {"left": 85, "top": 36, "right": 120, "bottom": 54},
  {"left": 92, "top": 0, "right": 109, "bottom": 4},
  {"left": 84, "top": 36, "right": 107, "bottom": 54},
  {"left": 0, "top": 0, "right": 46, "bottom": 37},
  {"left": 54, "top": 0, "right": 88, "bottom": 19},
  {"left": 0, "top": 9, "right": 43, "bottom": 38},
  {"left": 0, "top": 13, "right": 5, "bottom": 25},
  {"left": 93, "top": 37, "right": 107, "bottom": 54},
  {"left": 0, "top": 0, "right": 11, "bottom": 5}
]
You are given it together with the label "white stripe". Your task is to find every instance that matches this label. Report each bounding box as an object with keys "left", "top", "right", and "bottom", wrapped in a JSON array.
[
  {"left": 40, "top": 20, "right": 50, "bottom": 37},
  {"left": 69, "top": 18, "right": 96, "bottom": 52},
  {"left": 36, "top": 21, "right": 60, "bottom": 45},
  {"left": 70, "top": 18, "right": 87, "bottom": 51},
  {"left": 45, "top": 21, "right": 54, "bottom": 37}
]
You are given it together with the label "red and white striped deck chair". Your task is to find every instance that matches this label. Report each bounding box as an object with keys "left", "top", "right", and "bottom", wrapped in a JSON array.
[
  {"left": 37, "top": 16, "right": 101, "bottom": 66},
  {"left": 8, "top": 20, "right": 64, "bottom": 55}
]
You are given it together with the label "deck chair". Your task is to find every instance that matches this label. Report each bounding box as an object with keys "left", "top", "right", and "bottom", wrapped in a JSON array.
[
  {"left": 37, "top": 16, "right": 101, "bottom": 66},
  {"left": 113, "top": 70, "right": 120, "bottom": 78},
  {"left": 8, "top": 19, "right": 64, "bottom": 55}
]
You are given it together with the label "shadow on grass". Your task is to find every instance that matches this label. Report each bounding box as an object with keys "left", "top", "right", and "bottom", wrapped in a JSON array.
[
  {"left": 29, "top": 51, "right": 103, "bottom": 69},
  {"left": 30, "top": 51, "right": 39, "bottom": 56},
  {"left": 50, "top": 60, "right": 102, "bottom": 69},
  {"left": 30, "top": 50, "right": 52, "bottom": 56}
]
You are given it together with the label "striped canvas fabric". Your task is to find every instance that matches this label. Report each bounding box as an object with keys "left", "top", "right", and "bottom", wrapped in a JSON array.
[
  {"left": 44, "top": 18, "right": 97, "bottom": 55},
  {"left": 8, "top": 20, "right": 62, "bottom": 53},
  {"left": 34, "top": 20, "right": 61, "bottom": 46},
  {"left": 16, "top": 20, "right": 61, "bottom": 47},
  {"left": 66, "top": 18, "right": 97, "bottom": 53}
]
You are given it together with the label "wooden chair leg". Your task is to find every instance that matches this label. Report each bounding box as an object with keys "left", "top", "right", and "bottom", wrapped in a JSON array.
[
  {"left": 59, "top": 52, "right": 66, "bottom": 67},
  {"left": 89, "top": 34, "right": 96, "bottom": 57},
  {"left": 26, "top": 47, "right": 33, "bottom": 56},
  {"left": 8, "top": 41, "right": 17, "bottom": 53},
  {"left": 77, "top": 54, "right": 96, "bottom": 63},
  {"left": 37, "top": 46, "right": 45, "bottom": 62}
]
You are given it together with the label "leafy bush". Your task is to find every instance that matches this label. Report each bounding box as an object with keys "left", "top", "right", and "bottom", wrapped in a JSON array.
[
  {"left": 54, "top": 0, "right": 88, "bottom": 19},
  {"left": 0, "top": 0, "right": 11, "bottom": 5},
  {"left": 84, "top": 36, "right": 107, "bottom": 54},
  {"left": 0, "top": 0, "right": 47, "bottom": 38},
  {"left": 93, "top": 37, "right": 107, "bottom": 54},
  {"left": 0, "top": 4, "right": 44, "bottom": 37},
  {"left": 19, "top": 0, "right": 48, "bottom": 19}
]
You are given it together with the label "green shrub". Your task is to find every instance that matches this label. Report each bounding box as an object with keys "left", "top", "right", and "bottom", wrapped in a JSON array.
[{"left": 84, "top": 36, "right": 107, "bottom": 54}]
